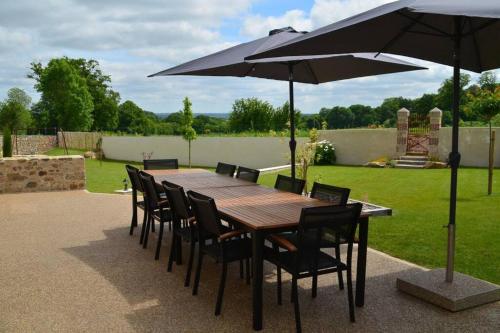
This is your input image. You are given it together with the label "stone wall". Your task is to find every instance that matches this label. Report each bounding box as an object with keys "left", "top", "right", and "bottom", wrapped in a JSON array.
[
  {"left": 0, "top": 135, "right": 57, "bottom": 156},
  {"left": 0, "top": 155, "right": 85, "bottom": 193}
]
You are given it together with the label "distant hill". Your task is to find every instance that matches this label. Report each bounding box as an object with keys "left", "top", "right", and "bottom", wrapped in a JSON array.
[{"left": 155, "top": 112, "right": 230, "bottom": 120}]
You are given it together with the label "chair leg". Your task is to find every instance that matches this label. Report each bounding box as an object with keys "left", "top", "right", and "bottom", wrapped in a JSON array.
[
  {"left": 142, "top": 214, "right": 151, "bottom": 249},
  {"left": 335, "top": 245, "right": 344, "bottom": 290},
  {"left": 277, "top": 266, "right": 282, "bottom": 305},
  {"left": 167, "top": 232, "right": 176, "bottom": 272},
  {"left": 154, "top": 222, "right": 164, "bottom": 260},
  {"left": 292, "top": 276, "right": 302, "bottom": 333},
  {"left": 312, "top": 274, "right": 318, "bottom": 298},
  {"left": 139, "top": 210, "right": 148, "bottom": 245},
  {"left": 239, "top": 260, "right": 244, "bottom": 279},
  {"left": 184, "top": 238, "right": 196, "bottom": 287},
  {"left": 151, "top": 218, "right": 155, "bottom": 233},
  {"left": 192, "top": 249, "right": 204, "bottom": 296},
  {"left": 245, "top": 258, "right": 250, "bottom": 285},
  {"left": 347, "top": 266, "right": 355, "bottom": 322},
  {"left": 215, "top": 262, "right": 228, "bottom": 316}
]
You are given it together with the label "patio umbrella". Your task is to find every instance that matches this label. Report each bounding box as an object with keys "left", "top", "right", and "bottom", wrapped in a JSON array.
[
  {"left": 149, "top": 27, "right": 425, "bottom": 181},
  {"left": 246, "top": 0, "right": 500, "bottom": 283}
]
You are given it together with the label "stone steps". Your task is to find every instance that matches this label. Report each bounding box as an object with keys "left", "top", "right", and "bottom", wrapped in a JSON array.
[{"left": 394, "top": 154, "right": 429, "bottom": 169}]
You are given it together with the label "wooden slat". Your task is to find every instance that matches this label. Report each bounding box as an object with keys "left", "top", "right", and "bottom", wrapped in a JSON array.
[{"left": 145, "top": 169, "right": 259, "bottom": 189}]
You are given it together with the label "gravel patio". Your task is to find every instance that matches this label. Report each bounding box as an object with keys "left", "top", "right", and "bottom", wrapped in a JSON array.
[{"left": 1, "top": 191, "right": 498, "bottom": 332}]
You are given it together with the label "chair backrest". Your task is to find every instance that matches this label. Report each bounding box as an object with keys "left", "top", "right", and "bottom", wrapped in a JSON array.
[
  {"left": 236, "top": 166, "right": 260, "bottom": 183},
  {"left": 125, "top": 164, "right": 143, "bottom": 192},
  {"left": 187, "top": 190, "right": 223, "bottom": 237},
  {"left": 215, "top": 162, "right": 237, "bottom": 177},
  {"left": 143, "top": 159, "right": 179, "bottom": 170},
  {"left": 310, "top": 182, "right": 350, "bottom": 206},
  {"left": 138, "top": 171, "right": 161, "bottom": 208},
  {"left": 297, "top": 203, "right": 363, "bottom": 251},
  {"left": 162, "top": 181, "right": 191, "bottom": 220},
  {"left": 274, "top": 174, "right": 306, "bottom": 195}
]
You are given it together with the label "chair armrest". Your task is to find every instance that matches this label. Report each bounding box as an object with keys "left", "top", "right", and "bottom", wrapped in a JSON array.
[
  {"left": 268, "top": 234, "right": 297, "bottom": 252},
  {"left": 218, "top": 229, "right": 246, "bottom": 241},
  {"left": 158, "top": 200, "right": 169, "bottom": 207},
  {"left": 187, "top": 216, "right": 196, "bottom": 226}
]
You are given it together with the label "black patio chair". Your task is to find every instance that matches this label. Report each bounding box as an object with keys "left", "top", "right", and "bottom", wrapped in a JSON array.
[
  {"left": 125, "top": 165, "right": 147, "bottom": 236},
  {"left": 282, "top": 182, "right": 351, "bottom": 290},
  {"left": 236, "top": 166, "right": 260, "bottom": 183},
  {"left": 143, "top": 159, "right": 179, "bottom": 170},
  {"left": 162, "top": 181, "right": 197, "bottom": 287},
  {"left": 265, "top": 203, "right": 363, "bottom": 332},
  {"left": 274, "top": 174, "right": 306, "bottom": 195},
  {"left": 215, "top": 162, "right": 237, "bottom": 177},
  {"left": 138, "top": 171, "right": 172, "bottom": 259},
  {"left": 187, "top": 190, "right": 252, "bottom": 316}
]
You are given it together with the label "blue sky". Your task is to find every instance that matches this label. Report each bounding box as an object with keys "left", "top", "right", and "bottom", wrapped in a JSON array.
[{"left": 0, "top": 0, "right": 496, "bottom": 115}]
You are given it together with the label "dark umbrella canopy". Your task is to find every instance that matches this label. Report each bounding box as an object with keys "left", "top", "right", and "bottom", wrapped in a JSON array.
[
  {"left": 245, "top": 0, "right": 500, "bottom": 72},
  {"left": 246, "top": 1, "right": 500, "bottom": 283},
  {"left": 149, "top": 27, "right": 425, "bottom": 180}
]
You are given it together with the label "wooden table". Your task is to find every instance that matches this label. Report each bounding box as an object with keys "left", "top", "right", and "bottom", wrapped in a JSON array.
[{"left": 146, "top": 169, "right": 391, "bottom": 331}]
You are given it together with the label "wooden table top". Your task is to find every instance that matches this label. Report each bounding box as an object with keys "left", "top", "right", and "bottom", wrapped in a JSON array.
[
  {"left": 146, "top": 169, "right": 259, "bottom": 189},
  {"left": 145, "top": 169, "right": 391, "bottom": 231}
]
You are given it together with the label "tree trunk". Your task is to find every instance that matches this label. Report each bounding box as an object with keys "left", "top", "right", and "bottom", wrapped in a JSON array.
[
  {"left": 488, "top": 122, "right": 495, "bottom": 195},
  {"left": 188, "top": 139, "right": 191, "bottom": 168}
]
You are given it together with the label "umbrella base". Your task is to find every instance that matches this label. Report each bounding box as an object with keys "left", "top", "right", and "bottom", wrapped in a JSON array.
[{"left": 396, "top": 268, "right": 500, "bottom": 312}]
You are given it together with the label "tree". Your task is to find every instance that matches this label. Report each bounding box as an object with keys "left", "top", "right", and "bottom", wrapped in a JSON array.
[
  {"left": 30, "top": 58, "right": 93, "bottom": 131},
  {"left": 0, "top": 88, "right": 32, "bottom": 132},
  {"left": 349, "top": 104, "right": 375, "bottom": 127},
  {"left": 181, "top": 97, "right": 197, "bottom": 167},
  {"left": 435, "top": 73, "right": 471, "bottom": 120},
  {"left": 466, "top": 73, "right": 500, "bottom": 194},
  {"left": 29, "top": 57, "right": 119, "bottom": 131},
  {"left": 2, "top": 127, "right": 12, "bottom": 157},
  {"left": 323, "top": 106, "right": 354, "bottom": 129},
  {"left": 118, "top": 100, "right": 148, "bottom": 134},
  {"left": 229, "top": 98, "right": 273, "bottom": 132}
]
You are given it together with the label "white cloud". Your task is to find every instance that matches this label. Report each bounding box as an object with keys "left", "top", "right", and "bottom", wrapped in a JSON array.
[{"left": 241, "top": 9, "right": 313, "bottom": 38}]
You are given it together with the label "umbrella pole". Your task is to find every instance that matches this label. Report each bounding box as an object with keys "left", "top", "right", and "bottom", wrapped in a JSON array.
[
  {"left": 288, "top": 63, "right": 296, "bottom": 182},
  {"left": 446, "top": 17, "right": 463, "bottom": 283}
]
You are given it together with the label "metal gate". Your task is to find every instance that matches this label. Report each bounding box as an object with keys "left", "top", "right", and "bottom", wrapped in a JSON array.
[{"left": 407, "top": 113, "right": 430, "bottom": 154}]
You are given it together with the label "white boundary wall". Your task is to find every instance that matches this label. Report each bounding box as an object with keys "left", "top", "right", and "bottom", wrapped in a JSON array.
[
  {"left": 102, "top": 136, "right": 307, "bottom": 169},
  {"left": 101, "top": 127, "right": 500, "bottom": 168}
]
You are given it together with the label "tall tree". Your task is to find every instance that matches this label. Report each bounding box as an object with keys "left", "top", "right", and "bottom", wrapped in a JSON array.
[
  {"left": 435, "top": 73, "right": 471, "bottom": 120},
  {"left": 181, "top": 97, "right": 197, "bottom": 168},
  {"left": 29, "top": 58, "right": 93, "bottom": 131},
  {"left": 466, "top": 72, "right": 500, "bottom": 194},
  {"left": 0, "top": 87, "right": 32, "bottom": 132},
  {"left": 229, "top": 98, "right": 273, "bottom": 132}
]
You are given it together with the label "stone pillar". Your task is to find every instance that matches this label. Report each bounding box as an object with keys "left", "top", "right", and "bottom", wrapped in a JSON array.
[
  {"left": 428, "top": 107, "right": 442, "bottom": 160},
  {"left": 396, "top": 108, "right": 410, "bottom": 156}
]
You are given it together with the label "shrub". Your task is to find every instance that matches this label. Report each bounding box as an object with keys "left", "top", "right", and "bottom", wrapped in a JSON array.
[
  {"left": 314, "top": 140, "right": 336, "bottom": 165},
  {"left": 2, "top": 128, "right": 13, "bottom": 157}
]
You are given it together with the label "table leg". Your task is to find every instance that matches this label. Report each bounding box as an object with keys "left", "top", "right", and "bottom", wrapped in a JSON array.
[
  {"left": 356, "top": 216, "right": 369, "bottom": 307},
  {"left": 252, "top": 230, "right": 264, "bottom": 331}
]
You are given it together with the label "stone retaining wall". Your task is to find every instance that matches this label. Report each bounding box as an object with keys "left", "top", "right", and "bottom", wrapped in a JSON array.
[
  {"left": 0, "top": 155, "right": 85, "bottom": 193},
  {"left": 0, "top": 135, "right": 57, "bottom": 155}
]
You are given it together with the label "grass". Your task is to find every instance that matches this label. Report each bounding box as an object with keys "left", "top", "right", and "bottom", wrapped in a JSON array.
[{"left": 46, "top": 148, "right": 500, "bottom": 284}]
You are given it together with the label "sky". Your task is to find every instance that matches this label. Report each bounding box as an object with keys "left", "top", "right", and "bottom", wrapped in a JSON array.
[{"left": 0, "top": 0, "right": 497, "bottom": 114}]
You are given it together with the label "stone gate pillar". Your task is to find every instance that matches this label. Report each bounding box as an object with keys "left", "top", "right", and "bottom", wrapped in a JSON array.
[
  {"left": 428, "top": 107, "right": 442, "bottom": 160},
  {"left": 396, "top": 108, "right": 410, "bottom": 156}
]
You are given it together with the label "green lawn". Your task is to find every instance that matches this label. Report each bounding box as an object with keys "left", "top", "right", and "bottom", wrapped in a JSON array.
[{"left": 46, "top": 148, "right": 500, "bottom": 284}]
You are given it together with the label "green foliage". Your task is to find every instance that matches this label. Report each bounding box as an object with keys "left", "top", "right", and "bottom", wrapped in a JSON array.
[
  {"left": 192, "top": 114, "right": 228, "bottom": 134},
  {"left": 0, "top": 88, "right": 33, "bottom": 131},
  {"left": 181, "top": 97, "right": 197, "bottom": 141},
  {"left": 117, "top": 100, "right": 171, "bottom": 135},
  {"left": 31, "top": 58, "right": 93, "bottom": 131},
  {"left": 435, "top": 73, "right": 471, "bottom": 120},
  {"left": 2, "top": 127, "right": 12, "bottom": 157},
  {"left": 229, "top": 98, "right": 273, "bottom": 132},
  {"left": 314, "top": 140, "right": 336, "bottom": 165}
]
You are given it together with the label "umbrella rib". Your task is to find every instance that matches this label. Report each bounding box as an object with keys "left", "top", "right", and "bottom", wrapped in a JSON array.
[
  {"left": 396, "top": 11, "right": 451, "bottom": 37},
  {"left": 406, "top": 30, "right": 448, "bottom": 37},
  {"left": 376, "top": 13, "right": 425, "bottom": 57},
  {"left": 468, "top": 17, "right": 483, "bottom": 72},
  {"left": 304, "top": 61, "right": 319, "bottom": 84},
  {"left": 243, "top": 64, "right": 256, "bottom": 77},
  {"left": 462, "top": 19, "right": 497, "bottom": 37}
]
